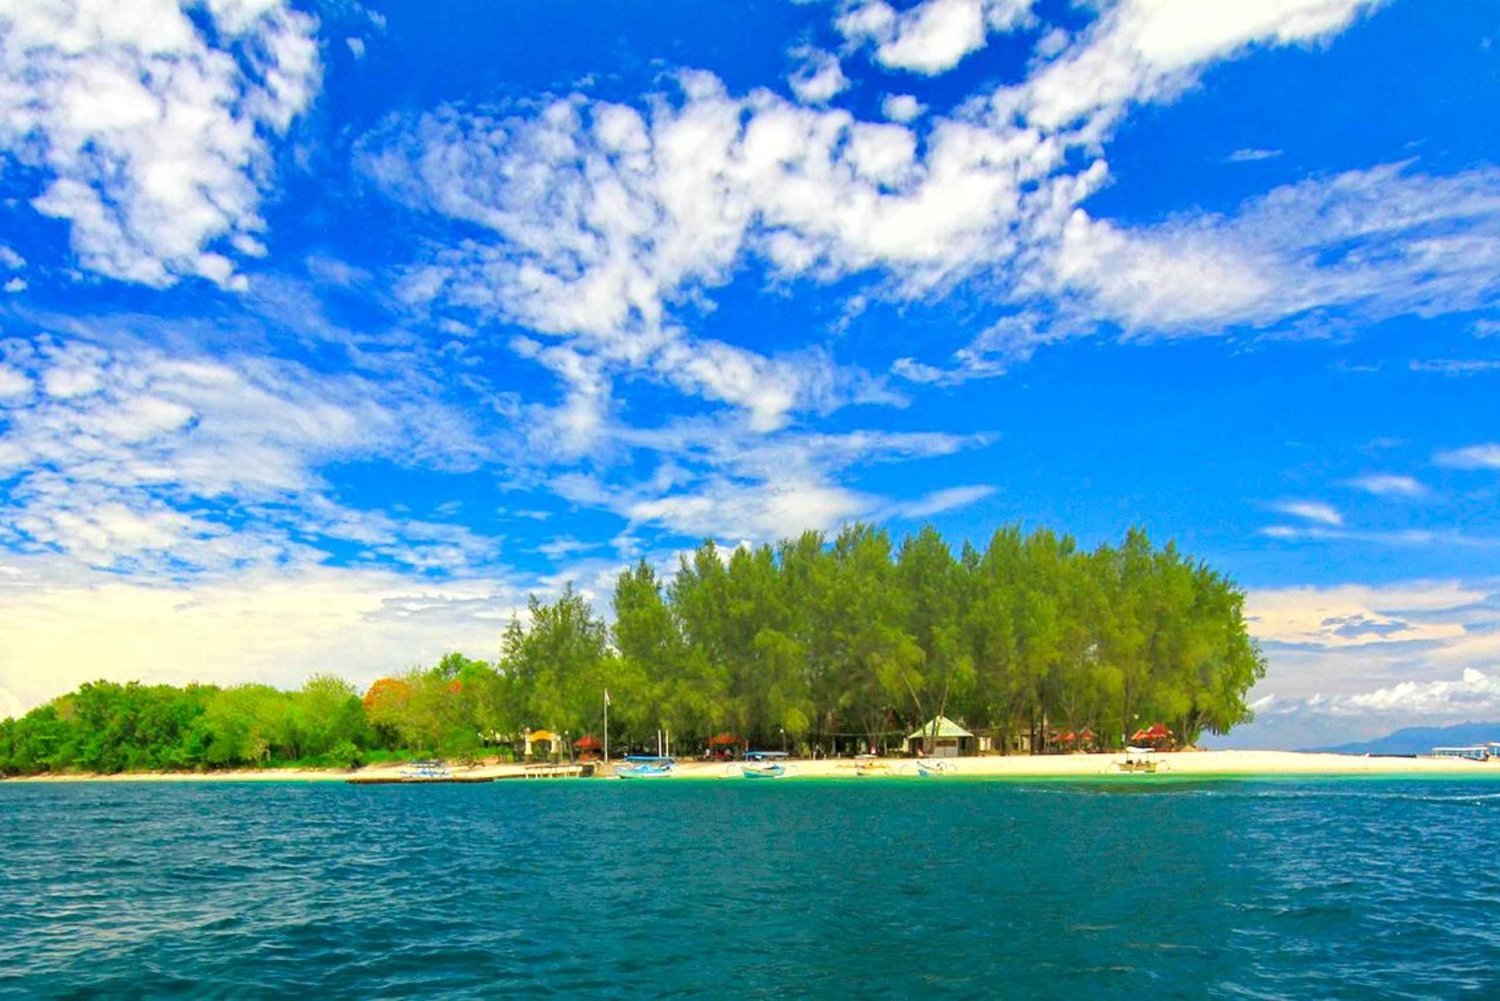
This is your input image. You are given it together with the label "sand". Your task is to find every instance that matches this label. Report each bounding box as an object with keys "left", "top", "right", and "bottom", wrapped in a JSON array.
[
  {"left": 664, "top": 750, "right": 1500, "bottom": 780},
  {"left": 7, "top": 749, "right": 1499, "bottom": 783}
]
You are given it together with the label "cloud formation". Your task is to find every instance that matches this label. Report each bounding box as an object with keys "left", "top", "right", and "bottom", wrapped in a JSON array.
[
  {"left": 0, "top": 334, "right": 492, "bottom": 574},
  {"left": 0, "top": 0, "right": 321, "bottom": 287},
  {"left": 837, "top": 0, "right": 1035, "bottom": 75}
]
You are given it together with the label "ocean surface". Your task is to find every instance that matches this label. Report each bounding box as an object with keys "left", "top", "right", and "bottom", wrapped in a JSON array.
[{"left": 3, "top": 777, "right": 1499, "bottom": 998}]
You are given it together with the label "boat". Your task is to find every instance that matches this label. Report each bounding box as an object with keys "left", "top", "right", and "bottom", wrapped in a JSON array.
[
  {"left": 914, "top": 759, "right": 951, "bottom": 777},
  {"left": 616, "top": 755, "right": 676, "bottom": 779},
  {"left": 399, "top": 759, "right": 453, "bottom": 781},
  {"left": 742, "top": 762, "right": 786, "bottom": 778}
]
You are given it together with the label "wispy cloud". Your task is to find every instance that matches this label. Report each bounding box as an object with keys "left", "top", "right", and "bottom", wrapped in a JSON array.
[
  {"left": 1272, "top": 500, "right": 1343, "bottom": 526},
  {"left": 0, "top": 333, "right": 496, "bottom": 575},
  {"left": 1345, "top": 474, "right": 1427, "bottom": 498},
  {"left": 0, "top": 0, "right": 321, "bottom": 288},
  {"left": 1409, "top": 358, "right": 1500, "bottom": 375},
  {"left": 1226, "top": 148, "right": 1283, "bottom": 163},
  {"left": 882, "top": 484, "right": 996, "bottom": 520},
  {"left": 1435, "top": 444, "right": 1500, "bottom": 470}
]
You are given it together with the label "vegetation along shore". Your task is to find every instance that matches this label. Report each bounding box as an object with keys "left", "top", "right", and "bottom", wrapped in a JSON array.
[{"left": 0, "top": 523, "right": 1267, "bottom": 777}]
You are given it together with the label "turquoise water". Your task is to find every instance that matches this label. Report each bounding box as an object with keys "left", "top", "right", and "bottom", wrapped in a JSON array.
[{"left": 3, "top": 778, "right": 1499, "bottom": 998}]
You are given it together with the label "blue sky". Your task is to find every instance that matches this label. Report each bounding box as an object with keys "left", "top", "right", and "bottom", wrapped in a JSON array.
[{"left": 1, "top": 0, "right": 1498, "bottom": 746}]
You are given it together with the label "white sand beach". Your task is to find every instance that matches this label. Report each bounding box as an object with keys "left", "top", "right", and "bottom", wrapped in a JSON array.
[{"left": 8, "top": 749, "right": 1500, "bottom": 783}]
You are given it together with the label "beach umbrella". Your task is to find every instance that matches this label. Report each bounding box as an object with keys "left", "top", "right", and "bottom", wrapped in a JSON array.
[
  {"left": 1056, "top": 731, "right": 1077, "bottom": 744},
  {"left": 707, "top": 732, "right": 742, "bottom": 746},
  {"left": 573, "top": 734, "right": 601, "bottom": 750},
  {"left": 1130, "top": 723, "right": 1173, "bottom": 743}
]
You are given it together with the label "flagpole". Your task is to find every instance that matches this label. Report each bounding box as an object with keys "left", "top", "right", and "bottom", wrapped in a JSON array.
[{"left": 603, "top": 689, "right": 610, "bottom": 765}]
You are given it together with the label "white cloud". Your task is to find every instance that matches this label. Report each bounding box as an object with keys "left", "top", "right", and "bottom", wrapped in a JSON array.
[
  {"left": 1345, "top": 474, "right": 1427, "bottom": 498},
  {"left": 1271, "top": 499, "right": 1342, "bottom": 526},
  {"left": 548, "top": 421, "right": 992, "bottom": 542},
  {"left": 365, "top": 77, "right": 1057, "bottom": 434},
  {"left": 788, "top": 46, "right": 849, "bottom": 105},
  {"left": 365, "top": 0, "right": 1426, "bottom": 405},
  {"left": 1039, "top": 163, "right": 1500, "bottom": 340},
  {"left": 0, "top": 335, "right": 492, "bottom": 573},
  {"left": 1410, "top": 358, "right": 1500, "bottom": 375},
  {"left": 4, "top": 278, "right": 26, "bottom": 293},
  {"left": 838, "top": 0, "right": 1034, "bottom": 75},
  {"left": 881, "top": 94, "right": 926, "bottom": 123},
  {"left": 883, "top": 483, "right": 995, "bottom": 519},
  {"left": 1226, "top": 148, "right": 1283, "bottom": 162},
  {"left": 999, "top": 0, "right": 1383, "bottom": 133},
  {"left": 0, "top": 556, "right": 533, "bottom": 714},
  {"left": 1234, "top": 578, "right": 1500, "bottom": 741},
  {"left": 1248, "top": 580, "right": 1482, "bottom": 653},
  {"left": 0, "top": 0, "right": 321, "bottom": 288},
  {"left": 0, "top": 366, "right": 33, "bottom": 403},
  {"left": 1339, "top": 667, "right": 1500, "bottom": 715},
  {"left": 340, "top": 0, "right": 1468, "bottom": 463},
  {"left": 1436, "top": 444, "right": 1500, "bottom": 470}
]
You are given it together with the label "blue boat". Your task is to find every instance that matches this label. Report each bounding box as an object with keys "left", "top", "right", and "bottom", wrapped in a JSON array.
[
  {"left": 738, "top": 750, "right": 792, "bottom": 778},
  {"left": 616, "top": 755, "right": 676, "bottom": 779}
]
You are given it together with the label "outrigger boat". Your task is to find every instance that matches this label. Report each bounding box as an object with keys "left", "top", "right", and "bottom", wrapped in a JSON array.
[
  {"left": 914, "top": 759, "right": 951, "bottom": 777},
  {"left": 851, "top": 755, "right": 891, "bottom": 776},
  {"left": 739, "top": 750, "right": 792, "bottom": 779},
  {"left": 399, "top": 759, "right": 453, "bottom": 781},
  {"left": 616, "top": 755, "right": 676, "bottom": 779}
]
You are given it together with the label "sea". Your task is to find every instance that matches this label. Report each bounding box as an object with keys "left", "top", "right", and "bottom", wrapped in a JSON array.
[{"left": 3, "top": 777, "right": 1499, "bottom": 998}]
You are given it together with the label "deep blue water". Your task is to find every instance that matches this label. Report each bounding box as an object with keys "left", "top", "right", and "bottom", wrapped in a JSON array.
[{"left": 3, "top": 778, "right": 1500, "bottom": 998}]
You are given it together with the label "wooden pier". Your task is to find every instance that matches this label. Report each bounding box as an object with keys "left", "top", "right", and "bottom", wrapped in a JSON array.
[{"left": 346, "top": 774, "right": 497, "bottom": 785}]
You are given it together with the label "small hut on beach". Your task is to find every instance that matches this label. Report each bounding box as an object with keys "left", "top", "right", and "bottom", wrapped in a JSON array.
[
  {"left": 904, "top": 716, "right": 975, "bottom": 758},
  {"left": 1129, "top": 723, "right": 1174, "bottom": 750},
  {"left": 573, "top": 734, "right": 602, "bottom": 761}
]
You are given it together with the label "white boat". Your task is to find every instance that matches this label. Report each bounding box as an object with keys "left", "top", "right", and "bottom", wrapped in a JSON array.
[
  {"left": 399, "top": 759, "right": 453, "bottom": 781},
  {"left": 616, "top": 755, "right": 676, "bottom": 779},
  {"left": 737, "top": 750, "right": 792, "bottom": 779}
]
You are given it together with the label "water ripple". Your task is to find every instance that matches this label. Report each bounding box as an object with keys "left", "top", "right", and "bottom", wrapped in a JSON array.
[{"left": 2, "top": 779, "right": 1499, "bottom": 997}]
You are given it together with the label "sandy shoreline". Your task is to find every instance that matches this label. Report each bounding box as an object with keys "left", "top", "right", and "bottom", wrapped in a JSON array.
[{"left": 6, "top": 749, "right": 1500, "bottom": 783}]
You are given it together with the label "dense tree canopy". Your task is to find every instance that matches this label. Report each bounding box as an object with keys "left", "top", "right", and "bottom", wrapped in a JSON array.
[{"left": 0, "top": 524, "right": 1264, "bottom": 775}]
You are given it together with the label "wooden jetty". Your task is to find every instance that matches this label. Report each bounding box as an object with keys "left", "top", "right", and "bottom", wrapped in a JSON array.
[
  {"left": 346, "top": 774, "right": 496, "bottom": 785},
  {"left": 507, "top": 762, "right": 591, "bottom": 780}
]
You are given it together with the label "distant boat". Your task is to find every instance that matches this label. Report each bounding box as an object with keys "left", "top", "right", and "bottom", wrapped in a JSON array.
[
  {"left": 726, "top": 751, "right": 793, "bottom": 778},
  {"left": 399, "top": 760, "right": 453, "bottom": 781},
  {"left": 914, "top": 759, "right": 951, "bottom": 777},
  {"left": 616, "top": 755, "right": 676, "bottom": 779}
]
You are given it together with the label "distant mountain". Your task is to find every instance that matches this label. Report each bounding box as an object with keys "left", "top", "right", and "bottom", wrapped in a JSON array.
[{"left": 1312, "top": 722, "right": 1500, "bottom": 756}]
